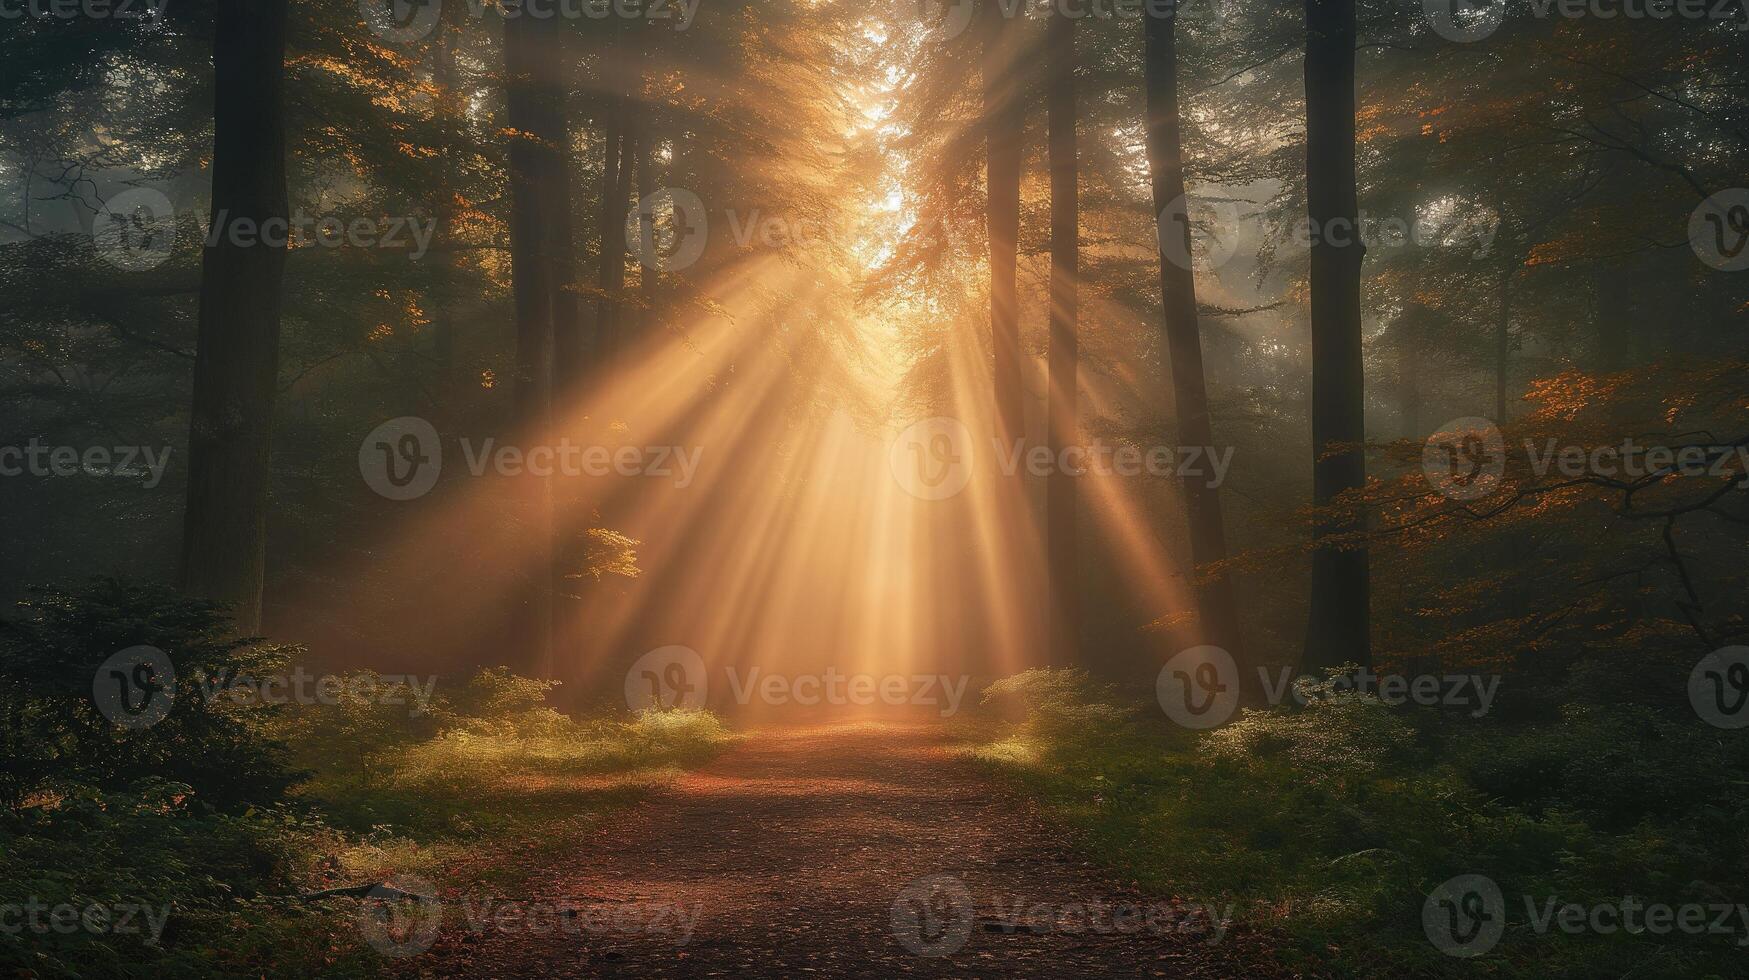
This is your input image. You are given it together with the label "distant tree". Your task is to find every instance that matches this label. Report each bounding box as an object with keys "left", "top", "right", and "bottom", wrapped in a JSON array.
[
  {"left": 1046, "top": 5, "right": 1079, "bottom": 665},
  {"left": 982, "top": 0, "right": 1024, "bottom": 447}
]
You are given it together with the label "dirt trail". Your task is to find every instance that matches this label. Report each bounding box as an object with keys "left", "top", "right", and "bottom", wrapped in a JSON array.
[{"left": 407, "top": 723, "right": 1285, "bottom": 978}]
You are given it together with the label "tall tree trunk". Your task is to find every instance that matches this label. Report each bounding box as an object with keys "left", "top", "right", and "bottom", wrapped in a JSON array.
[
  {"left": 636, "top": 127, "right": 657, "bottom": 334},
  {"left": 1046, "top": 8, "right": 1079, "bottom": 666},
  {"left": 596, "top": 115, "right": 626, "bottom": 362},
  {"left": 1300, "top": 0, "right": 1371, "bottom": 674},
  {"left": 179, "top": 0, "right": 290, "bottom": 634},
  {"left": 548, "top": 114, "right": 582, "bottom": 392},
  {"left": 1142, "top": 4, "right": 1245, "bottom": 673},
  {"left": 503, "top": 11, "right": 560, "bottom": 675},
  {"left": 614, "top": 121, "right": 638, "bottom": 344},
  {"left": 982, "top": 1, "right": 1023, "bottom": 447},
  {"left": 431, "top": 20, "right": 463, "bottom": 414},
  {"left": 1398, "top": 317, "right": 1421, "bottom": 440}
]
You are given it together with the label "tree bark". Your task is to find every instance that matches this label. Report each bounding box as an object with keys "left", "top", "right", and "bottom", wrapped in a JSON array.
[
  {"left": 503, "top": 10, "right": 560, "bottom": 675},
  {"left": 596, "top": 111, "right": 626, "bottom": 362},
  {"left": 982, "top": 1, "right": 1023, "bottom": 447},
  {"left": 1398, "top": 313, "right": 1422, "bottom": 440},
  {"left": 431, "top": 20, "right": 463, "bottom": 412},
  {"left": 179, "top": 0, "right": 290, "bottom": 634},
  {"left": 1046, "top": 8, "right": 1079, "bottom": 666},
  {"left": 636, "top": 125, "right": 657, "bottom": 334},
  {"left": 1142, "top": 4, "right": 1245, "bottom": 672},
  {"left": 1300, "top": 0, "right": 1371, "bottom": 674}
]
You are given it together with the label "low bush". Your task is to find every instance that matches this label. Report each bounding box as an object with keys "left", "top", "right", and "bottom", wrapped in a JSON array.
[
  {"left": 963, "top": 668, "right": 1749, "bottom": 979},
  {"left": 0, "top": 580, "right": 731, "bottom": 979}
]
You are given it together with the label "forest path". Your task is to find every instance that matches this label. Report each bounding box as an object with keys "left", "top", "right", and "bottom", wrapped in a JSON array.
[{"left": 407, "top": 723, "right": 1285, "bottom": 978}]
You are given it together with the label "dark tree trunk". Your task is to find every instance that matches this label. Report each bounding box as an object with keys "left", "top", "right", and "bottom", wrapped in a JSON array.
[
  {"left": 1398, "top": 319, "right": 1422, "bottom": 440},
  {"left": 431, "top": 21, "right": 462, "bottom": 411},
  {"left": 1300, "top": 0, "right": 1371, "bottom": 674},
  {"left": 503, "top": 11, "right": 560, "bottom": 674},
  {"left": 614, "top": 120, "right": 638, "bottom": 343},
  {"left": 596, "top": 112, "right": 626, "bottom": 362},
  {"left": 548, "top": 119, "right": 582, "bottom": 393},
  {"left": 982, "top": 1, "right": 1023, "bottom": 447},
  {"left": 179, "top": 0, "right": 290, "bottom": 634},
  {"left": 1046, "top": 8, "right": 1079, "bottom": 666},
  {"left": 1142, "top": 4, "right": 1245, "bottom": 672},
  {"left": 636, "top": 126, "right": 657, "bottom": 333}
]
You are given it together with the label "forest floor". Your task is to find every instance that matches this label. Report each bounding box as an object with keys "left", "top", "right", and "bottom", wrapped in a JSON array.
[{"left": 399, "top": 722, "right": 1297, "bottom": 978}]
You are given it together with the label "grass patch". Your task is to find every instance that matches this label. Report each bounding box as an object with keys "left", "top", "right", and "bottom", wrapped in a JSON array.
[
  {"left": 959, "top": 668, "right": 1748, "bottom": 980},
  {"left": 0, "top": 585, "right": 732, "bottom": 980}
]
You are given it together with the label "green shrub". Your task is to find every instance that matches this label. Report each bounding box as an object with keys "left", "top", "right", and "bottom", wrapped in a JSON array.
[
  {"left": 965, "top": 668, "right": 1749, "bottom": 980},
  {"left": 0, "top": 579, "right": 301, "bottom": 811}
]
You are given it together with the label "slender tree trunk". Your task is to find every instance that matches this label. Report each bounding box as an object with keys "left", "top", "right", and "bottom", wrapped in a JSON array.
[
  {"left": 1399, "top": 319, "right": 1422, "bottom": 440},
  {"left": 596, "top": 116, "right": 625, "bottom": 362},
  {"left": 549, "top": 113, "right": 582, "bottom": 392},
  {"left": 503, "top": 11, "right": 558, "bottom": 675},
  {"left": 1142, "top": 3, "right": 1244, "bottom": 672},
  {"left": 179, "top": 0, "right": 290, "bottom": 634},
  {"left": 431, "top": 21, "right": 462, "bottom": 412},
  {"left": 636, "top": 127, "right": 656, "bottom": 333},
  {"left": 1300, "top": 0, "right": 1371, "bottom": 674},
  {"left": 615, "top": 121, "right": 638, "bottom": 340},
  {"left": 1046, "top": 8, "right": 1079, "bottom": 666},
  {"left": 982, "top": 1, "right": 1023, "bottom": 447}
]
